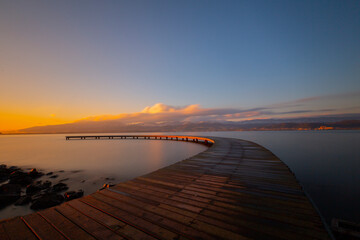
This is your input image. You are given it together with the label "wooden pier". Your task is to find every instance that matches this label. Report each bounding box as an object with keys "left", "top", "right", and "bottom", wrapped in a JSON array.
[
  {"left": 65, "top": 135, "right": 214, "bottom": 146},
  {"left": 0, "top": 135, "right": 332, "bottom": 239}
]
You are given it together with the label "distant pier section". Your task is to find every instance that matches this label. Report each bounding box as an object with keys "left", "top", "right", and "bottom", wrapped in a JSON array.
[{"left": 66, "top": 135, "right": 214, "bottom": 145}]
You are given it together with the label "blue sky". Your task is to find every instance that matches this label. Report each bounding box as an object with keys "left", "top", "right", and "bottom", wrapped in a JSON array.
[{"left": 0, "top": 0, "right": 359, "bottom": 130}]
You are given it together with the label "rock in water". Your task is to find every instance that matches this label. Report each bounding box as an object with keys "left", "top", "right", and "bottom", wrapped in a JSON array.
[
  {"left": 26, "top": 180, "right": 52, "bottom": 195},
  {"left": 14, "top": 196, "right": 31, "bottom": 205},
  {"left": 9, "top": 170, "right": 32, "bottom": 186},
  {"left": 8, "top": 166, "right": 20, "bottom": 172},
  {"left": 42, "top": 180, "right": 52, "bottom": 189},
  {"left": 52, "top": 183, "right": 68, "bottom": 192},
  {"left": 64, "top": 190, "right": 84, "bottom": 201},
  {"left": 0, "top": 183, "right": 21, "bottom": 208},
  {"left": 28, "top": 168, "right": 43, "bottom": 179},
  {"left": 0, "top": 165, "right": 10, "bottom": 182},
  {"left": 30, "top": 193, "right": 64, "bottom": 210}
]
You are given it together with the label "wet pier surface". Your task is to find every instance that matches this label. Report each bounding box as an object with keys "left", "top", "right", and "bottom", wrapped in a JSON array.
[{"left": 0, "top": 136, "right": 331, "bottom": 239}]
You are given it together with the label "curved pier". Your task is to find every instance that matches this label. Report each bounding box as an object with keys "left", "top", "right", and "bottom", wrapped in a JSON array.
[
  {"left": 66, "top": 135, "right": 214, "bottom": 145},
  {"left": 0, "top": 135, "right": 331, "bottom": 239}
]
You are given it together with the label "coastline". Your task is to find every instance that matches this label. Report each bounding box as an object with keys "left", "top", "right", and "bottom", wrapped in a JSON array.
[{"left": 1, "top": 128, "right": 360, "bottom": 136}]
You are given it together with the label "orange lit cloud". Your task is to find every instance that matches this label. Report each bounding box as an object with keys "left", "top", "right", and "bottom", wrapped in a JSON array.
[
  {"left": 76, "top": 103, "right": 257, "bottom": 125},
  {"left": 4, "top": 90, "right": 360, "bottom": 133},
  {"left": 80, "top": 103, "right": 204, "bottom": 123}
]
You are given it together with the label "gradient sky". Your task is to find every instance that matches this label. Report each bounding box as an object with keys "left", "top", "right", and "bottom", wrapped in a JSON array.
[{"left": 1, "top": 0, "right": 360, "bottom": 131}]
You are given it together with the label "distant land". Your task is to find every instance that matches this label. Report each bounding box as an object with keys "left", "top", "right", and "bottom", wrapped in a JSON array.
[{"left": 8, "top": 116, "right": 360, "bottom": 134}]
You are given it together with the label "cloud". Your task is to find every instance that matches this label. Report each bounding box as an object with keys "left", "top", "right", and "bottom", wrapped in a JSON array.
[
  {"left": 13, "top": 90, "right": 360, "bottom": 133},
  {"left": 270, "top": 90, "right": 360, "bottom": 109},
  {"left": 34, "top": 97, "right": 360, "bottom": 127},
  {"left": 141, "top": 103, "right": 189, "bottom": 113},
  {"left": 79, "top": 103, "right": 246, "bottom": 124},
  {"left": 66, "top": 100, "right": 345, "bottom": 126}
]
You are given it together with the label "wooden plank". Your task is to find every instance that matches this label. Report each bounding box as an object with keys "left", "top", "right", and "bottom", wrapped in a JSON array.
[
  {"left": 114, "top": 180, "right": 318, "bottom": 222},
  {"left": 90, "top": 192, "right": 213, "bottom": 240},
  {"left": 39, "top": 208, "right": 96, "bottom": 240},
  {"left": 22, "top": 213, "right": 67, "bottom": 240},
  {"left": 101, "top": 189, "right": 255, "bottom": 239},
  {"left": 0, "top": 223, "right": 10, "bottom": 240},
  {"left": 102, "top": 189, "right": 310, "bottom": 240},
  {"left": 67, "top": 200, "right": 156, "bottom": 240},
  {"left": 111, "top": 184, "right": 204, "bottom": 213},
  {"left": 80, "top": 195, "right": 182, "bottom": 240},
  {"left": 1, "top": 217, "right": 38, "bottom": 240},
  {"left": 54, "top": 204, "right": 124, "bottom": 240}
]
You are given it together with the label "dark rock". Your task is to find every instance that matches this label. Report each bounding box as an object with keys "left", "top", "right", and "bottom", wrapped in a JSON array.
[
  {"left": 0, "top": 165, "right": 10, "bottom": 182},
  {"left": 0, "top": 184, "right": 21, "bottom": 195},
  {"left": 14, "top": 195, "right": 31, "bottom": 205},
  {"left": 26, "top": 184, "right": 41, "bottom": 195},
  {"left": 26, "top": 181, "right": 52, "bottom": 195},
  {"left": 31, "top": 192, "right": 45, "bottom": 202},
  {"left": 8, "top": 166, "right": 20, "bottom": 172},
  {"left": 28, "top": 168, "right": 43, "bottom": 179},
  {"left": 58, "top": 170, "right": 65, "bottom": 173},
  {"left": 52, "top": 183, "right": 68, "bottom": 192},
  {"left": 64, "top": 190, "right": 84, "bottom": 201},
  {"left": 46, "top": 172, "right": 53, "bottom": 176},
  {"left": 30, "top": 193, "right": 64, "bottom": 210},
  {"left": 0, "top": 183, "right": 21, "bottom": 208},
  {"left": 59, "top": 178, "right": 69, "bottom": 182},
  {"left": 49, "top": 175, "right": 58, "bottom": 179},
  {"left": 42, "top": 180, "right": 52, "bottom": 189},
  {"left": 9, "top": 170, "right": 32, "bottom": 186},
  {"left": 0, "top": 174, "right": 9, "bottom": 182}
]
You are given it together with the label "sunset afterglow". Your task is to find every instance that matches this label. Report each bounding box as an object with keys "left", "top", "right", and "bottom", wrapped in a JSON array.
[{"left": 0, "top": 1, "right": 359, "bottom": 133}]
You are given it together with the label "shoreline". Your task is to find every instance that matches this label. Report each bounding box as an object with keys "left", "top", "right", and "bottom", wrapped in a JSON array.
[
  {"left": 0, "top": 165, "right": 120, "bottom": 220},
  {"left": 1, "top": 128, "right": 359, "bottom": 135}
]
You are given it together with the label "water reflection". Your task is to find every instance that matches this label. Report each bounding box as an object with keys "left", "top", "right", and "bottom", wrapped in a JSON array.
[
  {"left": 0, "top": 134, "right": 207, "bottom": 219},
  {"left": 0, "top": 135, "right": 207, "bottom": 179}
]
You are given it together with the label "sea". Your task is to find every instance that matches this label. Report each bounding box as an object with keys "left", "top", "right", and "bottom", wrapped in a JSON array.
[{"left": 0, "top": 130, "right": 359, "bottom": 225}]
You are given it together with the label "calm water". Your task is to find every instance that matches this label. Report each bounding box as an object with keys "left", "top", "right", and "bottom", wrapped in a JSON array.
[
  {"left": 0, "top": 134, "right": 207, "bottom": 218},
  {"left": 0, "top": 131, "right": 359, "bottom": 224}
]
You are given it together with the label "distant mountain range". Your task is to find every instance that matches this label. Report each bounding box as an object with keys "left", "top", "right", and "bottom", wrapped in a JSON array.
[{"left": 14, "top": 114, "right": 360, "bottom": 134}]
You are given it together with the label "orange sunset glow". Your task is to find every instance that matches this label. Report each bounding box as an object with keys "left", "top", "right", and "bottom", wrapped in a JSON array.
[{"left": 0, "top": 111, "right": 70, "bottom": 132}]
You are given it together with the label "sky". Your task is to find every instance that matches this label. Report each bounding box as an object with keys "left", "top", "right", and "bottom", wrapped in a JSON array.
[{"left": 0, "top": 0, "right": 359, "bottom": 132}]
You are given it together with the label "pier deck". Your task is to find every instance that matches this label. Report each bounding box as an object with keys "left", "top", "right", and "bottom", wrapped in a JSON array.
[{"left": 0, "top": 136, "right": 331, "bottom": 239}]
